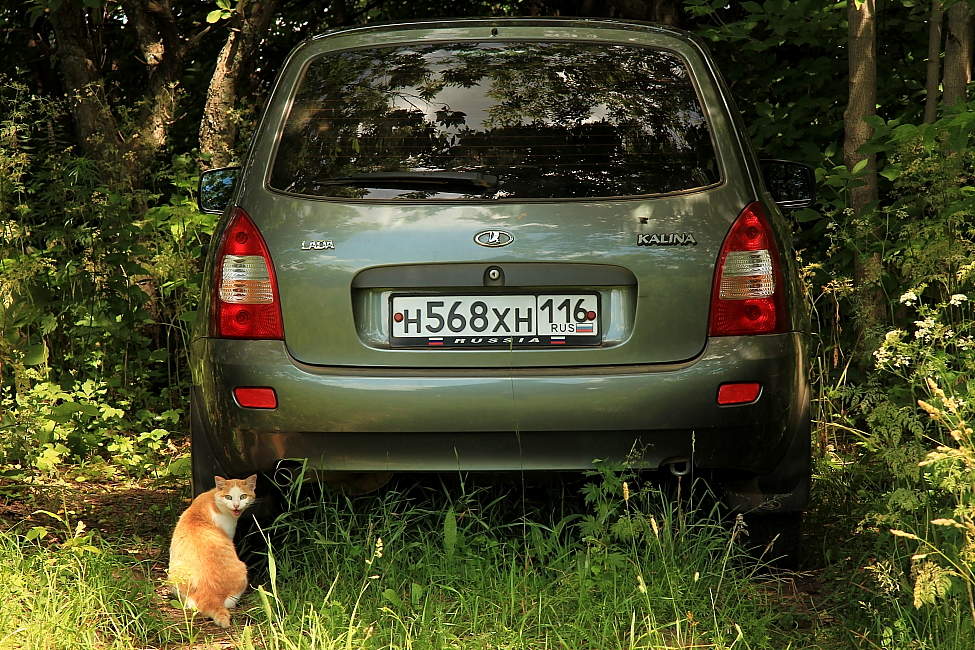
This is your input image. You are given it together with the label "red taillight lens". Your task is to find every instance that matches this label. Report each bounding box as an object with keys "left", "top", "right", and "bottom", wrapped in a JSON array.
[
  {"left": 233, "top": 387, "right": 278, "bottom": 409},
  {"left": 717, "top": 382, "right": 762, "bottom": 405},
  {"left": 212, "top": 208, "right": 284, "bottom": 339},
  {"left": 708, "top": 203, "right": 787, "bottom": 336}
]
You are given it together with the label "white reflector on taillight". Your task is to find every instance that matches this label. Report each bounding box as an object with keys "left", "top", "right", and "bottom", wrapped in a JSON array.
[
  {"left": 219, "top": 255, "right": 274, "bottom": 303},
  {"left": 719, "top": 250, "right": 775, "bottom": 299},
  {"left": 708, "top": 202, "right": 787, "bottom": 337}
]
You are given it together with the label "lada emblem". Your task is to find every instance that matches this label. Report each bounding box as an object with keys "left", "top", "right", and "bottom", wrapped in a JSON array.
[
  {"left": 301, "top": 240, "right": 335, "bottom": 250},
  {"left": 474, "top": 230, "right": 514, "bottom": 247}
]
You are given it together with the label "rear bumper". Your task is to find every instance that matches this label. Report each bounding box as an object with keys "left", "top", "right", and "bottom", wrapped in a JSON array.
[{"left": 190, "top": 333, "right": 809, "bottom": 476}]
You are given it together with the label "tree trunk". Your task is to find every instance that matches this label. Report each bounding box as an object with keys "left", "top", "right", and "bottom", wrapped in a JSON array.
[
  {"left": 50, "top": 0, "right": 207, "bottom": 188},
  {"left": 121, "top": 0, "right": 186, "bottom": 176},
  {"left": 942, "top": 0, "right": 973, "bottom": 107},
  {"left": 924, "top": 0, "right": 944, "bottom": 123},
  {"left": 198, "top": 0, "right": 279, "bottom": 168},
  {"left": 48, "top": 2, "right": 126, "bottom": 180},
  {"left": 844, "top": 0, "right": 878, "bottom": 213},
  {"left": 844, "top": 0, "right": 885, "bottom": 348}
]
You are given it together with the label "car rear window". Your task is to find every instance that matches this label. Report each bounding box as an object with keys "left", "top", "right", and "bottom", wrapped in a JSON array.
[{"left": 269, "top": 41, "right": 720, "bottom": 200}]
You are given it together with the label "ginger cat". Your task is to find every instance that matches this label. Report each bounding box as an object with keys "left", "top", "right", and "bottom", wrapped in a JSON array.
[{"left": 168, "top": 475, "right": 257, "bottom": 627}]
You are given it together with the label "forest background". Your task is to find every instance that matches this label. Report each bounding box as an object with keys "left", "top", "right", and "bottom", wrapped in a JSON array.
[{"left": 0, "top": 0, "right": 974, "bottom": 647}]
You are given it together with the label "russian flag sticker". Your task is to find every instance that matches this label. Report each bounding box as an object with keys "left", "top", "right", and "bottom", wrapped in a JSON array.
[
  {"left": 576, "top": 322, "right": 594, "bottom": 334},
  {"left": 427, "top": 338, "right": 444, "bottom": 346}
]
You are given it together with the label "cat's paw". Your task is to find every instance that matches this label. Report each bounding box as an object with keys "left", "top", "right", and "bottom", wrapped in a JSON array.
[{"left": 212, "top": 612, "right": 231, "bottom": 628}]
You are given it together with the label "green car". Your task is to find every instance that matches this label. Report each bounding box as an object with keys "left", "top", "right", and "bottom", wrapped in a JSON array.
[{"left": 193, "top": 18, "right": 813, "bottom": 534}]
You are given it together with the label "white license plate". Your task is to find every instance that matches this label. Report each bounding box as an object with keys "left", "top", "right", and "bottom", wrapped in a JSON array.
[{"left": 390, "top": 294, "right": 599, "bottom": 347}]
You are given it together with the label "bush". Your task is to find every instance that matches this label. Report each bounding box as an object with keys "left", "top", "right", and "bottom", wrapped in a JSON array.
[{"left": 0, "top": 78, "right": 214, "bottom": 476}]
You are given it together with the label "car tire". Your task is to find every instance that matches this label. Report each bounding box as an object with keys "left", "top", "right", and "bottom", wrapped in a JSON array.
[
  {"left": 744, "top": 510, "right": 802, "bottom": 569},
  {"left": 190, "top": 392, "right": 223, "bottom": 496}
]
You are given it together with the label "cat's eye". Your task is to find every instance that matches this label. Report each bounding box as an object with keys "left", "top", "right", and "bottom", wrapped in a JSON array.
[
  {"left": 225, "top": 495, "right": 232, "bottom": 500},
  {"left": 240, "top": 495, "right": 249, "bottom": 500}
]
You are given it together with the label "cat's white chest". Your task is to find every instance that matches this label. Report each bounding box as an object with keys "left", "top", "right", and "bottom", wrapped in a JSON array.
[{"left": 210, "top": 509, "right": 237, "bottom": 539}]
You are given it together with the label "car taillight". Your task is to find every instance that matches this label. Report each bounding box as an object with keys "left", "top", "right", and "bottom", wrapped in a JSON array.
[
  {"left": 717, "top": 382, "right": 762, "bottom": 405},
  {"left": 233, "top": 387, "right": 278, "bottom": 409},
  {"left": 212, "top": 207, "right": 283, "bottom": 339},
  {"left": 708, "top": 202, "right": 787, "bottom": 336}
]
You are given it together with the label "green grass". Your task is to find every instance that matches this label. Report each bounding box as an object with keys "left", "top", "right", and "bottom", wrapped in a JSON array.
[
  {"left": 0, "top": 525, "right": 169, "bottom": 649},
  {"left": 0, "top": 471, "right": 809, "bottom": 649},
  {"left": 234, "top": 472, "right": 802, "bottom": 649}
]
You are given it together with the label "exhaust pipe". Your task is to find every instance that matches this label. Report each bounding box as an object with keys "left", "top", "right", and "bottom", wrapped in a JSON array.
[{"left": 666, "top": 459, "right": 691, "bottom": 477}]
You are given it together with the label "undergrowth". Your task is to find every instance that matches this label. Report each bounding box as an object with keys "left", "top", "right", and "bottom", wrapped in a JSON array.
[
  {"left": 233, "top": 469, "right": 803, "bottom": 649},
  {"left": 0, "top": 523, "right": 168, "bottom": 649},
  {"left": 0, "top": 469, "right": 810, "bottom": 649}
]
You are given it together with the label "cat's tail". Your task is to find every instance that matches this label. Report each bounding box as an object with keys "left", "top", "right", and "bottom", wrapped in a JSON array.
[{"left": 190, "top": 590, "right": 232, "bottom": 628}]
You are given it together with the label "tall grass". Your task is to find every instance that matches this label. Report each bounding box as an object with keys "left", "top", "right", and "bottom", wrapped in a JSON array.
[
  {"left": 0, "top": 527, "right": 170, "bottom": 649},
  {"left": 0, "top": 470, "right": 808, "bottom": 648},
  {"left": 234, "top": 470, "right": 802, "bottom": 649}
]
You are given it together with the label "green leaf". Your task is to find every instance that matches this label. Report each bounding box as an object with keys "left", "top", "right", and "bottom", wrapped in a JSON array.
[
  {"left": 24, "top": 526, "right": 48, "bottom": 542},
  {"left": 443, "top": 507, "right": 457, "bottom": 557},
  {"left": 863, "top": 114, "right": 886, "bottom": 130},
  {"left": 879, "top": 167, "right": 900, "bottom": 181},
  {"left": 382, "top": 588, "right": 403, "bottom": 608},
  {"left": 410, "top": 582, "right": 424, "bottom": 607},
  {"left": 795, "top": 208, "right": 822, "bottom": 223},
  {"left": 166, "top": 456, "right": 192, "bottom": 477},
  {"left": 206, "top": 9, "right": 224, "bottom": 23},
  {"left": 216, "top": 0, "right": 232, "bottom": 9},
  {"left": 23, "top": 342, "right": 48, "bottom": 366},
  {"left": 851, "top": 158, "right": 868, "bottom": 175},
  {"left": 51, "top": 402, "right": 84, "bottom": 420}
]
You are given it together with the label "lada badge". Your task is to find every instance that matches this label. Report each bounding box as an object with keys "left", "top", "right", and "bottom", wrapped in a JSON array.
[{"left": 474, "top": 230, "right": 514, "bottom": 247}]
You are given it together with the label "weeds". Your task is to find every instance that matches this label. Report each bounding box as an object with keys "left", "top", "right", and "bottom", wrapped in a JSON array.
[
  {"left": 0, "top": 524, "right": 169, "bottom": 649},
  {"left": 229, "top": 470, "right": 802, "bottom": 649}
]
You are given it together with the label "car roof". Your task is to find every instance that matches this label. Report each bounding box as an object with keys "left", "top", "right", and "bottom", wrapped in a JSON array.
[{"left": 305, "top": 16, "right": 699, "bottom": 47}]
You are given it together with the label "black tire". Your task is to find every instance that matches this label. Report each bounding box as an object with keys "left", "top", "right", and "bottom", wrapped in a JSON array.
[
  {"left": 234, "top": 472, "right": 287, "bottom": 583},
  {"left": 744, "top": 511, "right": 802, "bottom": 569},
  {"left": 190, "top": 393, "right": 223, "bottom": 496}
]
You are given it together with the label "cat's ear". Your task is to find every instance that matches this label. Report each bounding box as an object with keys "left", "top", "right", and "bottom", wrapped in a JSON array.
[
  {"left": 214, "top": 476, "right": 227, "bottom": 489},
  {"left": 244, "top": 474, "right": 258, "bottom": 491}
]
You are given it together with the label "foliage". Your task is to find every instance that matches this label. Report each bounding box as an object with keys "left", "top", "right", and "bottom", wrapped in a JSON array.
[
  {"left": 808, "top": 108, "right": 975, "bottom": 645},
  {"left": 0, "top": 78, "right": 215, "bottom": 477}
]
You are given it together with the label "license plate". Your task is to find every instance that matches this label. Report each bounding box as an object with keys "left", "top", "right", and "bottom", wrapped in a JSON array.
[{"left": 390, "top": 294, "right": 600, "bottom": 347}]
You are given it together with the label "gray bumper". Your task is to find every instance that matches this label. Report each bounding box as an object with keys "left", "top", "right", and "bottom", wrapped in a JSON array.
[{"left": 191, "top": 333, "right": 808, "bottom": 475}]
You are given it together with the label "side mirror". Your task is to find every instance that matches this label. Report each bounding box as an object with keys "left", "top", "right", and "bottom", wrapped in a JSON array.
[
  {"left": 760, "top": 159, "right": 815, "bottom": 210},
  {"left": 198, "top": 167, "right": 240, "bottom": 214}
]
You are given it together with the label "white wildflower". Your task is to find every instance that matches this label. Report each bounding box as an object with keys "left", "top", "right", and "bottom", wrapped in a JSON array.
[
  {"left": 883, "top": 329, "right": 905, "bottom": 344},
  {"left": 914, "top": 317, "right": 936, "bottom": 340},
  {"left": 949, "top": 294, "right": 968, "bottom": 306},
  {"left": 899, "top": 290, "right": 919, "bottom": 306},
  {"left": 873, "top": 347, "right": 891, "bottom": 366}
]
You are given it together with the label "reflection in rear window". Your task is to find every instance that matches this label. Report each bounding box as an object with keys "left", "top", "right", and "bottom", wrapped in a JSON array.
[{"left": 269, "top": 42, "right": 720, "bottom": 200}]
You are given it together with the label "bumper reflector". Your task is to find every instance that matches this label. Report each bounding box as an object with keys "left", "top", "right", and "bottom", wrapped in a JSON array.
[
  {"left": 234, "top": 387, "right": 278, "bottom": 409},
  {"left": 717, "top": 382, "right": 761, "bottom": 405}
]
